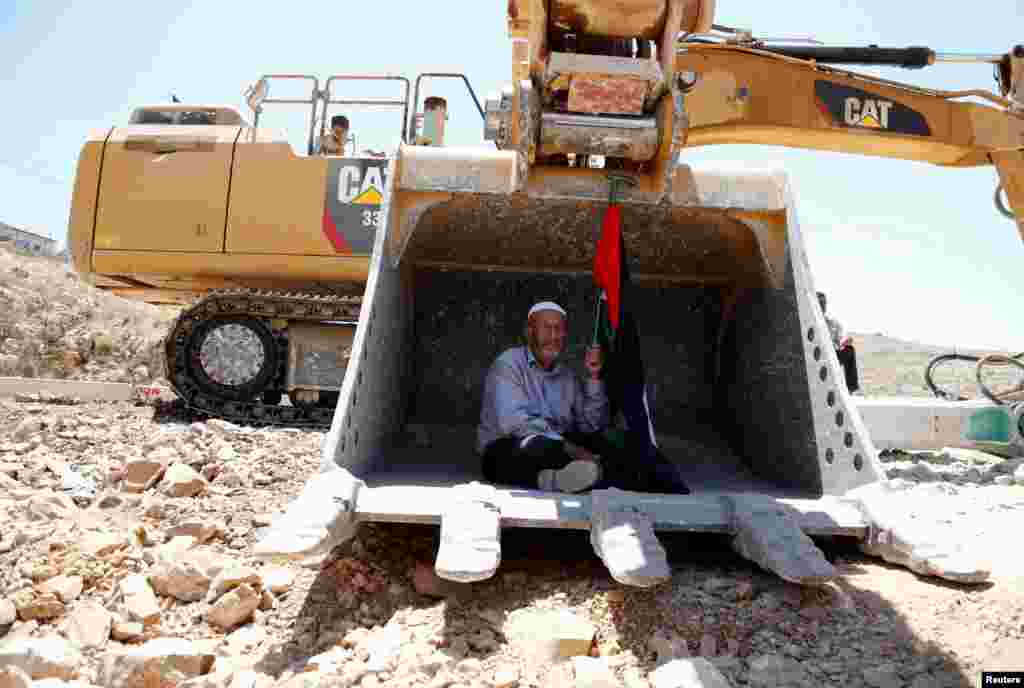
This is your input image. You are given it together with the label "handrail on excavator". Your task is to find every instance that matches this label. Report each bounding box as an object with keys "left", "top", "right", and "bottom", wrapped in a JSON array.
[{"left": 409, "top": 73, "right": 487, "bottom": 144}]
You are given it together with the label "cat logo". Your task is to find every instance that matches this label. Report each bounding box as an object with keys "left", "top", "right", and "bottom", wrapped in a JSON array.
[
  {"left": 814, "top": 81, "right": 931, "bottom": 137},
  {"left": 337, "top": 165, "right": 385, "bottom": 204},
  {"left": 844, "top": 97, "right": 893, "bottom": 129},
  {"left": 322, "top": 158, "right": 389, "bottom": 254}
]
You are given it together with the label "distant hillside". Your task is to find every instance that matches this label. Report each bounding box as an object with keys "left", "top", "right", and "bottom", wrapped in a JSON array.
[{"left": 850, "top": 332, "right": 1023, "bottom": 398}]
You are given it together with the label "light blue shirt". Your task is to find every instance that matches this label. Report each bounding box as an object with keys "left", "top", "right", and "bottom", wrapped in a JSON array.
[{"left": 476, "top": 346, "right": 609, "bottom": 454}]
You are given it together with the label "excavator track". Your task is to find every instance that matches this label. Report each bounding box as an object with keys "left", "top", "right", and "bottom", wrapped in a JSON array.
[{"left": 164, "top": 288, "right": 362, "bottom": 429}]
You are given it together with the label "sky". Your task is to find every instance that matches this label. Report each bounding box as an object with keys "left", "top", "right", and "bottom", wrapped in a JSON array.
[{"left": 1, "top": 0, "right": 1022, "bottom": 350}]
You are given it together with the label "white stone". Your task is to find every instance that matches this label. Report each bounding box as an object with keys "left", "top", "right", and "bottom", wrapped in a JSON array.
[
  {"left": 649, "top": 658, "right": 732, "bottom": 688},
  {"left": 37, "top": 575, "right": 83, "bottom": 604},
  {"left": 166, "top": 521, "right": 226, "bottom": 544},
  {"left": 0, "top": 598, "right": 16, "bottom": 626},
  {"left": 66, "top": 601, "right": 112, "bottom": 650},
  {"left": 206, "top": 566, "right": 262, "bottom": 602},
  {"left": 79, "top": 530, "right": 125, "bottom": 557},
  {"left": 1014, "top": 463, "right": 1024, "bottom": 485},
  {"left": 572, "top": 657, "right": 621, "bottom": 688},
  {"left": 261, "top": 567, "right": 295, "bottom": 595},
  {"left": 505, "top": 608, "right": 596, "bottom": 662},
  {"left": 161, "top": 463, "right": 207, "bottom": 498},
  {"left": 111, "top": 622, "right": 145, "bottom": 642},
  {"left": 119, "top": 574, "right": 161, "bottom": 625}
]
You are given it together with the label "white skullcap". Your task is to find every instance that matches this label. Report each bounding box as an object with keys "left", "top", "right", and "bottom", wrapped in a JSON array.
[{"left": 528, "top": 301, "right": 567, "bottom": 319}]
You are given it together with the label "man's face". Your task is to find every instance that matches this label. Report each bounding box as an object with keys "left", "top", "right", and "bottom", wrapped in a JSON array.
[
  {"left": 527, "top": 310, "right": 567, "bottom": 369},
  {"left": 332, "top": 125, "right": 348, "bottom": 141}
]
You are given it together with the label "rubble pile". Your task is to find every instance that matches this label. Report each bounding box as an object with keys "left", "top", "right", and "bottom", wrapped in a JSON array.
[
  {"left": 2, "top": 399, "right": 1024, "bottom": 688},
  {"left": 0, "top": 249, "right": 177, "bottom": 384}
]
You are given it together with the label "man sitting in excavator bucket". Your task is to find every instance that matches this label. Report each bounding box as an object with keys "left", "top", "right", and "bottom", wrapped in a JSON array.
[{"left": 476, "top": 301, "right": 691, "bottom": 494}]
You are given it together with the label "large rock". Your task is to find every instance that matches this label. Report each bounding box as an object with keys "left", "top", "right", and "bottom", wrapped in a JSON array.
[
  {"left": 150, "top": 556, "right": 213, "bottom": 602},
  {"left": 123, "top": 452, "right": 173, "bottom": 493},
  {"left": 161, "top": 463, "right": 207, "bottom": 498},
  {"left": 66, "top": 601, "right": 112, "bottom": 650},
  {"left": 119, "top": 575, "right": 160, "bottom": 626},
  {"left": 206, "top": 584, "right": 260, "bottom": 631},
  {"left": 0, "top": 637, "right": 80, "bottom": 680},
  {"left": 746, "top": 654, "right": 809, "bottom": 688},
  {"left": 505, "top": 608, "right": 596, "bottom": 663},
  {"left": 99, "top": 638, "right": 215, "bottom": 688},
  {"left": 649, "top": 659, "right": 732, "bottom": 688}
]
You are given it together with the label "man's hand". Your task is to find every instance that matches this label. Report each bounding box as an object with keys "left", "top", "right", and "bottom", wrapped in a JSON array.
[
  {"left": 840, "top": 335, "right": 853, "bottom": 350},
  {"left": 564, "top": 440, "right": 600, "bottom": 463},
  {"left": 584, "top": 345, "right": 603, "bottom": 380}
]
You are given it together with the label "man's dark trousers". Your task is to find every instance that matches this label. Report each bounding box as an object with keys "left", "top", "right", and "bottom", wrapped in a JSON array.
[{"left": 481, "top": 431, "right": 688, "bottom": 493}]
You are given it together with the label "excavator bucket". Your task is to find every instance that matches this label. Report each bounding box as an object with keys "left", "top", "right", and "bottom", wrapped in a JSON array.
[{"left": 254, "top": 147, "right": 992, "bottom": 587}]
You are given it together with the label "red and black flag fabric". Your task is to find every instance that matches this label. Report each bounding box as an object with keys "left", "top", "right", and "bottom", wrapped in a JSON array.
[{"left": 592, "top": 198, "right": 690, "bottom": 494}]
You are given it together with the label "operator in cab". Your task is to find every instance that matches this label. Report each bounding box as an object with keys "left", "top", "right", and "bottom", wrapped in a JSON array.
[
  {"left": 319, "top": 115, "right": 350, "bottom": 156},
  {"left": 476, "top": 301, "right": 689, "bottom": 494}
]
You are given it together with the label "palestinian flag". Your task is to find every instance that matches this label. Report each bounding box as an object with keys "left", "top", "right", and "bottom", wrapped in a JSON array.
[{"left": 593, "top": 201, "right": 689, "bottom": 493}]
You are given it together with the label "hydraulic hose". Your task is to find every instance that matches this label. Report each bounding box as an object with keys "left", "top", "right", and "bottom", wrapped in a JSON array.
[{"left": 925, "top": 350, "right": 1024, "bottom": 404}]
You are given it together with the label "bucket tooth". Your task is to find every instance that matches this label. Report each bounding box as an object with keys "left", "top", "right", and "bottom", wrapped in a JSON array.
[
  {"left": 590, "top": 488, "right": 671, "bottom": 588},
  {"left": 726, "top": 496, "right": 836, "bottom": 586},
  {"left": 847, "top": 483, "right": 991, "bottom": 584},
  {"left": 435, "top": 481, "right": 502, "bottom": 583},
  {"left": 252, "top": 467, "right": 363, "bottom": 562}
]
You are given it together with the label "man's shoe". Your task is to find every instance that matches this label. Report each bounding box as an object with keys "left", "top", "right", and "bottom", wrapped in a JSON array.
[{"left": 538, "top": 460, "right": 602, "bottom": 493}]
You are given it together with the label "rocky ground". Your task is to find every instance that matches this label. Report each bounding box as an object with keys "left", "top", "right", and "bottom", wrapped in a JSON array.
[
  {"left": 0, "top": 249, "right": 177, "bottom": 385},
  {"left": 1, "top": 399, "right": 1024, "bottom": 688},
  {"left": 3, "top": 251, "right": 1024, "bottom": 687}
]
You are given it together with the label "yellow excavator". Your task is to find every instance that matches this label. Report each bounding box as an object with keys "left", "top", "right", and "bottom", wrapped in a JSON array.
[{"left": 68, "top": 0, "right": 1023, "bottom": 586}]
